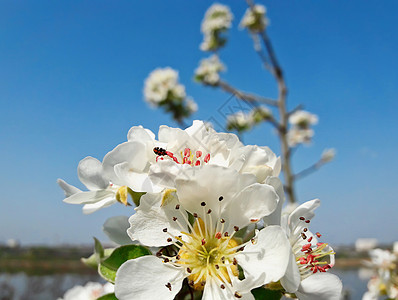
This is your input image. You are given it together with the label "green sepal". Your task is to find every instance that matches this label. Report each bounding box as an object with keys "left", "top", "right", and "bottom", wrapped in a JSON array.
[
  {"left": 97, "top": 293, "right": 117, "bottom": 300},
  {"left": 128, "top": 189, "right": 146, "bottom": 207},
  {"left": 98, "top": 245, "right": 152, "bottom": 283},
  {"left": 81, "top": 248, "right": 114, "bottom": 269},
  {"left": 94, "top": 237, "right": 104, "bottom": 263},
  {"left": 251, "top": 287, "right": 283, "bottom": 300}
]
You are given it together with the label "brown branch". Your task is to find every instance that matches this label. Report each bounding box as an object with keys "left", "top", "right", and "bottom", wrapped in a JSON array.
[
  {"left": 217, "top": 80, "right": 278, "bottom": 106},
  {"left": 246, "top": 0, "right": 296, "bottom": 203}
]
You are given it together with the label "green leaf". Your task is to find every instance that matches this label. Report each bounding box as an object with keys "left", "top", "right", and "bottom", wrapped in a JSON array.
[
  {"left": 94, "top": 237, "right": 104, "bottom": 262},
  {"left": 97, "top": 293, "right": 117, "bottom": 300},
  {"left": 251, "top": 287, "right": 283, "bottom": 300},
  {"left": 128, "top": 189, "right": 146, "bottom": 207},
  {"left": 98, "top": 245, "right": 152, "bottom": 283},
  {"left": 101, "top": 245, "right": 151, "bottom": 270},
  {"left": 99, "top": 263, "right": 117, "bottom": 284}
]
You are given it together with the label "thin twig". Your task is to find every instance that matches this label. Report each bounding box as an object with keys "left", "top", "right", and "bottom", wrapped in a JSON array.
[
  {"left": 246, "top": 0, "right": 296, "bottom": 203},
  {"left": 294, "top": 160, "right": 325, "bottom": 181},
  {"left": 217, "top": 80, "right": 278, "bottom": 106}
]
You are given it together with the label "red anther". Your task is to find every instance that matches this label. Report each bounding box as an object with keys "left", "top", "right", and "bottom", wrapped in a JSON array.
[
  {"left": 173, "top": 157, "right": 179, "bottom": 163},
  {"left": 316, "top": 232, "right": 322, "bottom": 238},
  {"left": 299, "top": 217, "right": 305, "bottom": 221},
  {"left": 110, "top": 183, "right": 114, "bottom": 187},
  {"left": 215, "top": 232, "right": 222, "bottom": 239},
  {"left": 307, "top": 237, "right": 313, "bottom": 243},
  {"left": 299, "top": 257, "right": 307, "bottom": 264},
  {"left": 187, "top": 160, "right": 192, "bottom": 165},
  {"left": 312, "top": 268, "right": 318, "bottom": 274},
  {"left": 166, "top": 151, "right": 174, "bottom": 158},
  {"left": 184, "top": 148, "right": 190, "bottom": 157},
  {"left": 196, "top": 151, "right": 202, "bottom": 158},
  {"left": 250, "top": 218, "right": 259, "bottom": 223},
  {"left": 204, "top": 153, "right": 210, "bottom": 163},
  {"left": 301, "top": 243, "right": 312, "bottom": 252},
  {"left": 201, "top": 239, "right": 206, "bottom": 245},
  {"left": 306, "top": 254, "right": 315, "bottom": 264},
  {"left": 305, "top": 220, "right": 310, "bottom": 223},
  {"left": 316, "top": 242, "right": 324, "bottom": 247},
  {"left": 195, "top": 160, "right": 201, "bottom": 166}
]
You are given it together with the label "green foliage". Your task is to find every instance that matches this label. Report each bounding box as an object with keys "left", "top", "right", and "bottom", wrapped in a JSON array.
[
  {"left": 98, "top": 245, "right": 152, "bottom": 283},
  {"left": 251, "top": 287, "right": 283, "bottom": 300},
  {"left": 97, "top": 293, "right": 118, "bottom": 300},
  {"left": 81, "top": 248, "right": 114, "bottom": 269}
]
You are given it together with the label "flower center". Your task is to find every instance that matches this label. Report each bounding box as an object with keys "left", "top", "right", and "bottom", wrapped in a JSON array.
[
  {"left": 293, "top": 216, "right": 335, "bottom": 280},
  {"left": 158, "top": 199, "right": 252, "bottom": 298},
  {"left": 153, "top": 147, "right": 210, "bottom": 166},
  {"left": 177, "top": 218, "right": 239, "bottom": 290}
]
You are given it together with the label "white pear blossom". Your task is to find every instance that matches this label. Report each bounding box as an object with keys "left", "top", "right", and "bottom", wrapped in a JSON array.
[
  {"left": 144, "top": 67, "right": 186, "bottom": 105},
  {"left": 200, "top": 4, "right": 233, "bottom": 51},
  {"left": 362, "top": 248, "right": 398, "bottom": 300},
  {"left": 278, "top": 199, "right": 342, "bottom": 299},
  {"left": 321, "top": 148, "right": 336, "bottom": 163},
  {"left": 226, "top": 111, "right": 253, "bottom": 132},
  {"left": 102, "top": 120, "right": 280, "bottom": 194},
  {"left": 289, "top": 110, "right": 318, "bottom": 129},
  {"left": 201, "top": 4, "right": 233, "bottom": 35},
  {"left": 58, "top": 282, "right": 114, "bottom": 300},
  {"left": 58, "top": 157, "right": 123, "bottom": 214},
  {"left": 116, "top": 165, "right": 291, "bottom": 300},
  {"left": 287, "top": 110, "right": 318, "bottom": 147},
  {"left": 240, "top": 4, "right": 269, "bottom": 33},
  {"left": 195, "top": 55, "right": 225, "bottom": 85}
]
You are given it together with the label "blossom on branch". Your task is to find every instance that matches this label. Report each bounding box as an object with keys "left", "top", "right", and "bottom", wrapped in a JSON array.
[
  {"left": 144, "top": 67, "right": 196, "bottom": 123},
  {"left": 116, "top": 165, "right": 291, "bottom": 300},
  {"left": 240, "top": 4, "right": 269, "bottom": 33},
  {"left": 287, "top": 110, "right": 318, "bottom": 147},
  {"left": 195, "top": 55, "right": 225, "bottom": 85},
  {"left": 200, "top": 3, "right": 233, "bottom": 51}
]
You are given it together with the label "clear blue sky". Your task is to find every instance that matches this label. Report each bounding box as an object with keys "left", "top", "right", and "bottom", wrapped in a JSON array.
[{"left": 0, "top": 0, "right": 397, "bottom": 246}]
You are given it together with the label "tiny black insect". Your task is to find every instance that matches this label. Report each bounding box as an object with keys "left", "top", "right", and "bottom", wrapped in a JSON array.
[{"left": 153, "top": 147, "right": 167, "bottom": 156}]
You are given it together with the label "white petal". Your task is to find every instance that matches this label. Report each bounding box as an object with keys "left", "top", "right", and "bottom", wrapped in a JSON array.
[
  {"left": 103, "top": 141, "right": 149, "bottom": 184},
  {"left": 103, "top": 216, "right": 132, "bottom": 245},
  {"left": 280, "top": 252, "right": 301, "bottom": 293},
  {"left": 158, "top": 125, "right": 191, "bottom": 149},
  {"left": 236, "top": 226, "right": 291, "bottom": 287},
  {"left": 175, "top": 165, "right": 256, "bottom": 220},
  {"left": 149, "top": 160, "right": 188, "bottom": 189},
  {"left": 184, "top": 120, "right": 208, "bottom": 141},
  {"left": 114, "top": 162, "right": 162, "bottom": 193},
  {"left": 288, "top": 199, "right": 320, "bottom": 235},
  {"left": 57, "top": 179, "right": 81, "bottom": 197},
  {"left": 202, "top": 278, "right": 255, "bottom": 300},
  {"left": 115, "top": 256, "right": 184, "bottom": 300},
  {"left": 77, "top": 156, "right": 109, "bottom": 190},
  {"left": 127, "top": 193, "right": 187, "bottom": 247},
  {"left": 296, "top": 273, "right": 343, "bottom": 300},
  {"left": 63, "top": 189, "right": 115, "bottom": 204},
  {"left": 263, "top": 177, "right": 285, "bottom": 226},
  {"left": 127, "top": 125, "right": 155, "bottom": 142},
  {"left": 224, "top": 183, "right": 278, "bottom": 230},
  {"left": 82, "top": 197, "right": 117, "bottom": 214}
]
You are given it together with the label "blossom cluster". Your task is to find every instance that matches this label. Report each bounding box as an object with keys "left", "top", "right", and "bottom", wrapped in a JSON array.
[
  {"left": 363, "top": 248, "right": 398, "bottom": 300},
  {"left": 226, "top": 106, "right": 272, "bottom": 133},
  {"left": 194, "top": 55, "right": 225, "bottom": 85},
  {"left": 144, "top": 67, "right": 197, "bottom": 123},
  {"left": 59, "top": 120, "right": 342, "bottom": 299},
  {"left": 200, "top": 3, "right": 233, "bottom": 51},
  {"left": 240, "top": 4, "right": 269, "bottom": 33},
  {"left": 287, "top": 110, "right": 319, "bottom": 147}
]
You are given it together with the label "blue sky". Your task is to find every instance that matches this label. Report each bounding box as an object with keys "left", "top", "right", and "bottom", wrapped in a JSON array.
[{"left": 0, "top": 0, "right": 397, "bottom": 246}]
